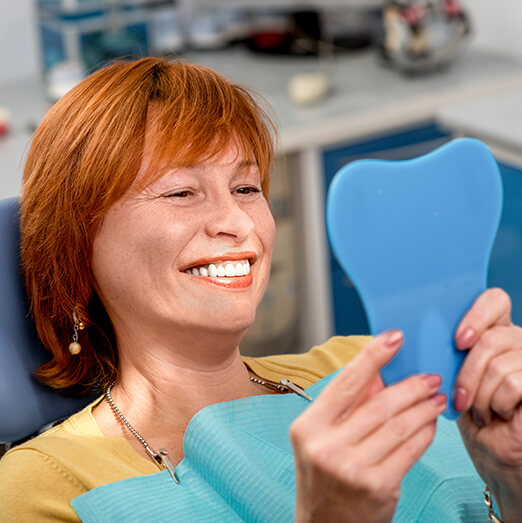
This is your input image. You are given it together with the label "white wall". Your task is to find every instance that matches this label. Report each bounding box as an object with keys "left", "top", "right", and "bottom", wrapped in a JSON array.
[
  {"left": 0, "top": 0, "right": 40, "bottom": 86},
  {"left": 462, "top": 0, "right": 522, "bottom": 59}
]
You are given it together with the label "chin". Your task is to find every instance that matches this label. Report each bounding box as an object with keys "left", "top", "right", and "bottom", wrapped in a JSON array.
[{"left": 203, "top": 309, "right": 257, "bottom": 336}]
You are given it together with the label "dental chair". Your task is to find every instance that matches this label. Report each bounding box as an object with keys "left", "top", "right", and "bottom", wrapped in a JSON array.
[{"left": 0, "top": 198, "right": 95, "bottom": 446}]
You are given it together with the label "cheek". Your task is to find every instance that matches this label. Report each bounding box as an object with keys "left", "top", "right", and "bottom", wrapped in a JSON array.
[
  {"left": 257, "top": 205, "right": 276, "bottom": 253},
  {"left": 91, "top": 206, "right": 182, "bottom": 299},
  {"left": 255, "top": 209, "right": 276, "bottom": 297},
  {"left": 91, "top": 221, "right": 140, "bottom": 303}
]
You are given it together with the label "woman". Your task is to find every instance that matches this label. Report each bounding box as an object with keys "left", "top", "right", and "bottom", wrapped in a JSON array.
[{"left": 0, "top": 57, "right": 520, "bottom": 522}]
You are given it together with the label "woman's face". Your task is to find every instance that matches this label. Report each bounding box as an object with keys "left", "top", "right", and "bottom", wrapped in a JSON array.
[{"left": 91, "top": 141, "right": 276, "bottom": 340}]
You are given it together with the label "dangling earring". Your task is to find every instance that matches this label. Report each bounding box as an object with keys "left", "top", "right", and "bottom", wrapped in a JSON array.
[{"left": 69, "top": 311, "right": 85, "bottom": 355}]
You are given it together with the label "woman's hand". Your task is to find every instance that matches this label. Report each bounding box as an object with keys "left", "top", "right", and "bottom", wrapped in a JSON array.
[
  {"left": 290, "top": 331, "right": 446, "bottom": 523},
  {"left": 454, "top": 288, "right": 522, "bottom": 522}
]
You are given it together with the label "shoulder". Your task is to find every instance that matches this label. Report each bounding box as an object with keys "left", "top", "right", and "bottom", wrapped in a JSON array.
[
  {"left": 243, "top": 335, "right": 370, "bottom": 389},
  {"left": 0, "top": 439, "right": 85, "bottom": 522},
  {"left": 0, "top": 396, "right": 154, "bottom": 522}
]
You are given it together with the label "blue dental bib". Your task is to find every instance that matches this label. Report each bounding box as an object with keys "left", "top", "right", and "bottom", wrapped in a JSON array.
[
  {"left": 72, "top": 372, "right": 484, "bottom": 522},
  {"left": 326, "top": 138, "right": 502, "bottom": 418}
]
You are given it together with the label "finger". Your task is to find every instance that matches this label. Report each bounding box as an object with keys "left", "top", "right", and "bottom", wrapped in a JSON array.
[
  {"left": 455, "top": 288, "right": 512, "bottom": 350},
  {"left": 303, "top": 330, "right": 403, "bottom": 429},
  {"left": 472, "top": 350, "right": 522, "bottom": 424},
  {"left": 358, "top": 374, "right": 386, "bottom": 404},
  {"left": 456, "top": 410, "right": 479, "bottom": 441},
  {"left": 335, "top": 373, "right": 442, "bottom": 443},
  {"left": 454, "top": 325, "right": 519, "bottom": 412},
  {"left": 365, "top": 421, "right": 438, "bottom": 489},
  {"left": 338, "top": 391, "right": 446, "bottom": 466},
  {"left": 490, "top": 370, "right": 522, "bottom": 421}
]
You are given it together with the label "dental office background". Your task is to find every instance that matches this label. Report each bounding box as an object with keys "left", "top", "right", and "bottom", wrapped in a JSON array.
[{"left": 1, "top": 0, "right": 522, "bottom": 361}]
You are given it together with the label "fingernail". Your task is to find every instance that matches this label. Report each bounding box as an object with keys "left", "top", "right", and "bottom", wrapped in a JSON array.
[
  {"left": 453, "top": 387, "right": 468, "bottom": 412},
  {"left": 382, "top": 330, "right": 403, "bottom": 348},
  {"left": 431, "top": 393, "right": 447, "bottom": 407},
  {"left": 423, "top": 374, "right": 442, "bottom": 390},
  {"left": 456, "top": 327, "right": 475, "bottom": 349},
  {"left": 471, "top": 408, "right": 486, "bottom": 427}
]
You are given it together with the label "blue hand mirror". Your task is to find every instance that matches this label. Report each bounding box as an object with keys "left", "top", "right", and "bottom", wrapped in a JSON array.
[{"left": 326, "top": 138, "right": 503, "bottom": 418}]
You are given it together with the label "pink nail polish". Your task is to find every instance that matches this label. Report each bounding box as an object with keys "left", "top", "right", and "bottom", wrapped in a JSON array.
[
  {"left": 472, "top": 409, "right": 486, "bottom": 427},
  {"left": 453, "top": 387, "right": 468, "bottom": 412},
  {"left": 431, "top": 393, "right": 447, "bottom": 407},
  {"left": 382, "top": 330, "right": 403, "bottom": 348},
  {"left": 457, "top": 328, "right": 475, "bottom": 348},
  {"left": 423, "top": 374, "right": 442, "bottom": 390}
]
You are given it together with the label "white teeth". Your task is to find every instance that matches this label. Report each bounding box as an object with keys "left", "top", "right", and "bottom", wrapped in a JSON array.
[
  {"left": 225, "top": 263, "right": 235, "bottom": 277},
  {"left": 185, "top": 260, "right": 251, "bottom": 278}
]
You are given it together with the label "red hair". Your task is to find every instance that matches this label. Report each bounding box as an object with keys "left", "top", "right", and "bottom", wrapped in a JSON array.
[{"left": 20, "top": 57, "right": 277, "bottom": 393}]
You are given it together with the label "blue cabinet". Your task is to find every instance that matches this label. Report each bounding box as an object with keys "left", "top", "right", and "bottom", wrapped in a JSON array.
[
  {"left": 488, "top": 162, "right": 522, "bottom": 326},
  {"left": 38, "top": 1, "right": 152, "bottom": 71}
]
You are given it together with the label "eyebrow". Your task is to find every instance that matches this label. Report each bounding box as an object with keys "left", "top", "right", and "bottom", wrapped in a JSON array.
[
  {"left": 174, "top": 159, "right": 258, "bottom": 171},
  {"left": 236, "top": 160, "right": 258, "bottom": 171}
]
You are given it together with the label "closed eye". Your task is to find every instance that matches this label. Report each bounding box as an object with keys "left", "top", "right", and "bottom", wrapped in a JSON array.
[
  {"left": 235, "top": 186, "right": 261, "bottom": 195},
  {"left": 166, "top": 190, "right": 192, "bottom": 198}
]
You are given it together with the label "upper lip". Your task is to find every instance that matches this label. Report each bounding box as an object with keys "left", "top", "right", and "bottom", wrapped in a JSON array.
[{"left": 181, "top": 251, "right": 257, "bottom": 271}]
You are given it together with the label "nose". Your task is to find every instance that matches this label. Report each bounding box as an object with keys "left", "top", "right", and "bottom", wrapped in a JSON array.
[{"left": 204, "top": 192, "right": 254, "bottom": 241}]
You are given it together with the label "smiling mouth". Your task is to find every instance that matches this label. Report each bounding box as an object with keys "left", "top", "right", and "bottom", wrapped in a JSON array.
[{"left": 184, "top": 259, "right": 251, "bottom": 278}]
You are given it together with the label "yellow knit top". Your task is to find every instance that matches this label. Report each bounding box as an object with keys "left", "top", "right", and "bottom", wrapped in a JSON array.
[{"left": 0, "top": 336, "right": 368, "bottom": 522}]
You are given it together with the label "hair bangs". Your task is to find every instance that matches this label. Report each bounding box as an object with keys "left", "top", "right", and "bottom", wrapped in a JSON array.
[{"left": 138, "top": 69, "right": 276, "bottom": 198}]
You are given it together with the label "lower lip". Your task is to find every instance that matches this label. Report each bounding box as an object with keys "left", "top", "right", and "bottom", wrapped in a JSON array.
[{"left": 190, "top": 274, "right": 253, "bottom": 289}]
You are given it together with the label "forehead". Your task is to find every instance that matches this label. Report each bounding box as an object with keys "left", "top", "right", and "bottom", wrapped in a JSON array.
[
  {"left": 176, "top": 141, "right": 257, "bottom": 168},
  {"left": 145, "top": 103, "right": 255, "bottom": 158},
  {"left": 138, "top": 133, "right": 259, "bottom": 187}
]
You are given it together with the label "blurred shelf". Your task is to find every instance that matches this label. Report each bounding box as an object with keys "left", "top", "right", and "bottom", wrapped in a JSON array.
[
  {"left": 201, "top": 0, "right": 383, "bottom": 9},
  {"left": 40, "top": 9, "right": 153, "bottom": 34},
  {"left": 38, "top": 0, "right": 173, "bottom": 34}
]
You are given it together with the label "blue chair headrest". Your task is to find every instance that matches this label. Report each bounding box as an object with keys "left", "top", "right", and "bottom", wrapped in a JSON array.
[{"left": 0, "top": 198, "right": 95, "bottom": 443}]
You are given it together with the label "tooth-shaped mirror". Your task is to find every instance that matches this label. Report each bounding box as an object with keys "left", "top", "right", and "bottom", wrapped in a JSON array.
[{"left": 326, "top": 138, "right": 503, "bottom": 418}]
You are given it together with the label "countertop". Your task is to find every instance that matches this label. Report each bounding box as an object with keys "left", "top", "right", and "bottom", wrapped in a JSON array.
[
  {"left": 437, "top": 85, "right": 522, "bottom": 159},
  {"left": 184, "top": 47, "right": 522, "bottom": 152}
]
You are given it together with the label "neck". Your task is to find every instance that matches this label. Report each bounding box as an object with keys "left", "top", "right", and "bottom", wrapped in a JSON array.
[{"left": 92, "top": 327, "right": 266, "bottom": 465}]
